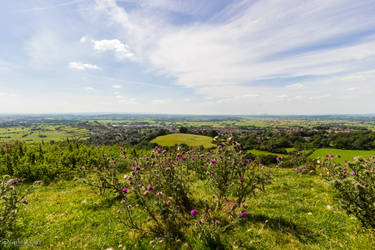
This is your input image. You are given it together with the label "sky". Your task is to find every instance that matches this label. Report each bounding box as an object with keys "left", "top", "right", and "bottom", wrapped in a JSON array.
[{"left": 1, "top": 0, "right": 375, "bottom": 115}]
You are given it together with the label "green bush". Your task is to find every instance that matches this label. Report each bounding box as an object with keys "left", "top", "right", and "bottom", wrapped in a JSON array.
[
  {"left": 83, "top": 141, "right": 273, "bottom": 248},
  {"left": 322, "top": 156, "right": 375, "bottom": 228},
  {"left": 0, "top": 175, "right": 39, "bottom": 238}
]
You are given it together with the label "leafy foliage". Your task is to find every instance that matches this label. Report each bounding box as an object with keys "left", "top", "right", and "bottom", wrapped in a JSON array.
[
  {"left": 0, "top": 175, "right": 39, "bottom": 238},
  {"left": 82, "top": 140, "right": 272, "bottom": 248},
  {"left": 322, "top": 156, "right": 375, "bottom": 228}
]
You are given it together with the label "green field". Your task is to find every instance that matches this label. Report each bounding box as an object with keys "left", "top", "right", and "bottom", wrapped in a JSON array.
[
  {"left": 247, "top": 149, "right": 288, "bottom": 157},
  {"left": 151, "top": 133, "right": 215, "bottom": 148},
  {"left": 16, "top": 169, "right": 374, "bottom": 248},
  {"left": 309, "top": 148, "right": 375, "bottom": 163},
  {"left": 0, "top": 125, "right": 89, "bottom": 144}
]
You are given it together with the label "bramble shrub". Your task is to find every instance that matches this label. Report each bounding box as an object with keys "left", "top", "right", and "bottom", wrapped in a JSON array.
[
  {"left": 322, "top": 155, "right": 375, "bottom": 228},
  {"left": 0, "top": 175, "right": 39, "bottom": 238},
  {"left": 83, "top": 141, "right": 273, "bottom": 248}
]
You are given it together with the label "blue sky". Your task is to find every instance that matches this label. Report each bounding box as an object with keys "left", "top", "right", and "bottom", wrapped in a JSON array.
[{"left": 1, "top": 0, "right": 375, "bottom": 114}]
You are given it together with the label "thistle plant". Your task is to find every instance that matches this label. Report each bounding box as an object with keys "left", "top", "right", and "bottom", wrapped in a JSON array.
[
  {"left": 0, "top": 175, "right": 39, "bottom": 238},
  {"left": 321, "top": 156, "right": 375, "bottom": 228},
  {"left": 83, "top": 142, "right": 273, "bottom": 248}
]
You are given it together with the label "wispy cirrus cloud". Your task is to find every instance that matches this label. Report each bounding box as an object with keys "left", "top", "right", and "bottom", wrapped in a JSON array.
[{"left": 94, "top": 1, "right": 375, "bottom": 84}]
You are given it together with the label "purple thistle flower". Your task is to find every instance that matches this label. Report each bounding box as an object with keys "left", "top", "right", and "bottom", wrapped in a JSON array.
[
  {"left": 211, "top": 159, "right": 217, "bottom": 164},
  {"left": 190, "top": 209, "right": 197, "bottom": 216},
  {"left": 122, "top": 188, "right": 128, "bottom": 193},
  {"left": 182, "top": 157, "right": 187, "bottom": 161},
  {"left": 220, "top": 142, "right": 226, "bottom": 147},
  {"left": 330, "top": 155, "right": 334, "bottom": 158},
  {"left": 241, "top": 211, "right": 247, "bottom": 217},
  {"left": 351, "top": 171, "right": 355, "bottom": 175},
  {"left": 120, "top": 147, "right": 123, "bottom": 151},
  {"left": 325, "top": 154, "right": 329, "bottom": 157},
  {"left": 206, "top": 157, "right": 209, "bottom": 162},
  {"left": 23, "top": 200, "right": 29, "bottom": 205},
  {"left": 12, "top": 179, "right": 19, "bottom": 185},
  {"left": 129, "top": 180, "right": 133, "bottom": 185},
  {"left": 345, "top": 160, "right": 348, "bottom": 164},
  {"left": 134, "top": 166, "right": 140, "bottom": 171},
  {"left": 212, "top": 195, "right": 215, "bottom": 198},
  {"left": 113, "top": 161, "right": 116, "bottom": 165},
  {"left": 215, "top": 221, "right": 220, "bottom": 225},
  {"left": 157, "top": 192, "right": 162, "bottom": 196},
  {"left": 343, "top": 171, "right": 347, "bottom": 174},
  {"left": 145, "top": 157, "right": 149, "bottom": 161},
  {"left": 101, "top": 153, "right": 105, "bottom": 157},
  {"left": 166, "top": 201, "right": 171, "bottom": 205},
  {"left": 147, "top": 185, "right": 153, "bottom": 191},
  {"left": 355, "top": 183, "right": 360, "bottom": 186},
  {"left": 276, "top": 155, "right": 282, "bottom": 160},
  {"left": 240, "top": 178, "right": 245, "bottom": 183}
]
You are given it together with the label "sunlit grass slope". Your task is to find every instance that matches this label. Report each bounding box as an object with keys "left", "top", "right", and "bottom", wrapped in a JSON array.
[
  {"left": 151, "top": 133, "right": 215, "bottom": 148},
  {"left": 309, "top": 148, "right": 375, "bottom": 163},
  {"left": 18, "top": 169, "right": 374, "bottom": 249}
]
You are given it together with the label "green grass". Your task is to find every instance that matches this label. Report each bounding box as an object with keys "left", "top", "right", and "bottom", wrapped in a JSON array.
[
  {"left": 151, "top": 133, "right": 215, "bottom": 148},
  {"left": 309, "top": 148, "right": 375, "bottom": 164},
  {"left": 0, "top": 125, "right": 89, "bottom": 144},
  {"left": 16, "top": 169, "right": 374, "bottom": 249},
  {"left": 247, "top": 149, "right": 288, "bottom": 157}
]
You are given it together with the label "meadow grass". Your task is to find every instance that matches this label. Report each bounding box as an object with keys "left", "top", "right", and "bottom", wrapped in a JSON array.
[
  {"left": 151, "top": 133, "right": 215, "bottom": 148},
  {"left": 309, "top": 148, "right": 375, "bottom": 164},
  {"left": 16, "top": 169, "right": 374, "bottom": 249},
  {"left": 0, "top": 125, "right": 89, "bottom": 144}
]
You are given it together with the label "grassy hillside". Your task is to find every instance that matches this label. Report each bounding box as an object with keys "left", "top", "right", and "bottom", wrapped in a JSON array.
[
  {"left": 309, "top": 148, "right": 375, "bottom": 163},
  {"left": 151, "top": 133, "right": 215, "bottom": 148},
  {"left": 17, "top": 169, "right": 374, "bottom": 249}
]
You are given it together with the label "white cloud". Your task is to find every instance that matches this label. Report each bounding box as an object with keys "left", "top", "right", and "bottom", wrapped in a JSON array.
[
  {"left": 93, "top": 0, "right": 375, "bottom": 104},
  {"left": 91, "top": 39, "right": 134, "bottom": 59},
  {"left": 69, "top": 62, "right": 101, "bottom": 70},
  {"left": 118, "top": 98, "right": 138, "bottom": 104},
  {"left": 0, "top": 92, "right": 17, "bottom": 97},
  {"left": 83, "top": 86, "right": 95, "bottom": 91},
  {"left": 112, "top": 84, "right": 122, "bottom": 88},
  {"left": 152, "top": 99, "right": 171, "bottom": 105},
  {"left": 347, "top": 87, "right": 359, "bottom": 91},
  {"left": 285, "top": 83, "right": 304, "bottom": 89},
  {"left": 32, "top": 0, "right": 369, "bottom": 114}
]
